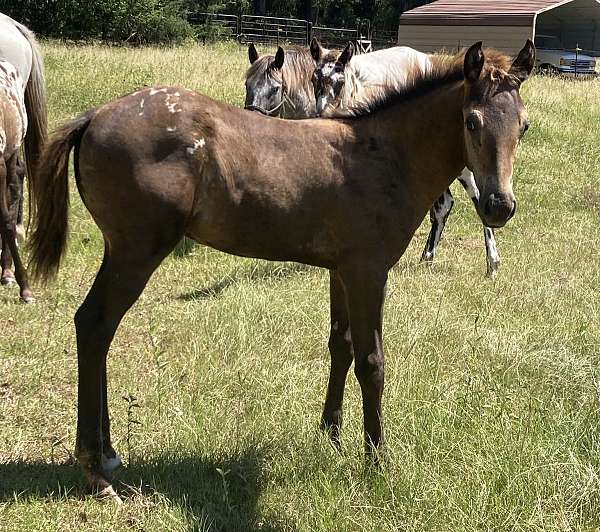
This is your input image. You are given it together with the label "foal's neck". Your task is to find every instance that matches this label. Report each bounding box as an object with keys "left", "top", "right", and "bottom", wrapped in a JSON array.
[{"left": 373, "top": 81, "right": 466, "bottom": 196}]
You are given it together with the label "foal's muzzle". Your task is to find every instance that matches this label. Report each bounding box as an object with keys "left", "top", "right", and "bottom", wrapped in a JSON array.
[{"left": 482, "top": 193, "right": 517, "bottom": 228}]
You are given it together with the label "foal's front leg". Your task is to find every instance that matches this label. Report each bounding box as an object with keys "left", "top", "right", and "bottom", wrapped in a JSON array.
[
  {"left": 321, "top": 270, "right": 354, "bottom": 447},
  {"left": 338, "top": 262, "right": 388, "bottom": 453},
  {"left": 457, "top": 168, "right": 500, "bottom": 277},
  {"left": 420, "top": 189, "right": 455, "bottom": 263}
]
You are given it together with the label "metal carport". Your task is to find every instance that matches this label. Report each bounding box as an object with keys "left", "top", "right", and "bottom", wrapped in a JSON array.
[{"left": 397, "top": 0, "right": 600, "bottom": 55}]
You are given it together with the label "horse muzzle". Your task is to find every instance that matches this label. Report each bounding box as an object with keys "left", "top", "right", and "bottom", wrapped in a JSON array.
[
  {"left": 244, "top": 99, "right": 285, "bottom": 117},
  {"left": 481, "top": 192, "right": 517, "bottom": 228}
]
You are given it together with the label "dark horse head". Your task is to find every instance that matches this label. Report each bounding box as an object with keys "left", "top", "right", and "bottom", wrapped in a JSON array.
[
  {"left": 244, "top": 43, "right": 287, "bottom": 116},
  {"left": 462, "top": 41, "right": 534, "bottom": 227},
  {"left": 244, "top": 41, "right": 325, "bottom": 119}
]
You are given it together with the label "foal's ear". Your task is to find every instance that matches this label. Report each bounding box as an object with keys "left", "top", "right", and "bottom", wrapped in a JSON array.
[
  {"left": 310, "top": 37, "right": 323, "bottom": 62},
  {"left": 509, "top": 39, "right": 536, "bottom": 84},
  {"left": 273, "top": 46, "right": 285, "bottom": 70},
  {"left": 464, "top": 41, "right": 484, "bottom": 83},
  {"left": 248, "top": 43, "right": 259, "bottom": 64},
  {"left": 337, "top": 41, "right": 354, "bottom": 66}
]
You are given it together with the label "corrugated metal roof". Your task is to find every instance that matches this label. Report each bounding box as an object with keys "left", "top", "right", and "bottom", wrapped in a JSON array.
[{"left": 399, "top": 0, "right": 589, "bottom": 25}]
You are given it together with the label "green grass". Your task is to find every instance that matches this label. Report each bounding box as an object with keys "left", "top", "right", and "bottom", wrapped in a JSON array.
[{"left": 1, "top": 41, "right": 599, "bottom": 531}]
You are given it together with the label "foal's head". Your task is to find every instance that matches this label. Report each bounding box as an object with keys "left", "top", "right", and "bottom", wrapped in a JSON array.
[
  {"left": 244, "top": 43, "right": 287, "bottom": 116},
  {"left": 310, "top": 40, "right": 353, "bottom": 116},
  {"left": 462, "top": 41, "right": 534, "bottom": 228}
]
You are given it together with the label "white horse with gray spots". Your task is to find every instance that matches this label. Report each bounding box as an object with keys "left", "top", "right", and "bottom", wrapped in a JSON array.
[
  {"left": 310, "top": 40, "right": 501, "bottom": 276},
  {"left": 0, "top": 13, "right": 48, "bottom": 301}
]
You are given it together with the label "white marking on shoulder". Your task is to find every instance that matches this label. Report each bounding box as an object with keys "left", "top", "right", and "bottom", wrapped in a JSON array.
[
  {"left": 138, "top": 98, "right": 145, "bottom": 116},
  {"left": 186, "top": 138, "right": 206, "bottom": 155},
  {"left": 149, "top": 87, "right": 168, "bottom": 95}
]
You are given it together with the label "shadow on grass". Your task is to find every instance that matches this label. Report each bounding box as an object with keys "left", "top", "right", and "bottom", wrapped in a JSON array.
[
  {"left": 0, "top": 447, "right": 294, "bottom": 531},
  {"left": 179, "top": 262, "right": 312, "bottom": 301}
]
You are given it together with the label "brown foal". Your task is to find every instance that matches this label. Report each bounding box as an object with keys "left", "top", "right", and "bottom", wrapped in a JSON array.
[{"left": 28, "top": 41, "right": 534, "bottom": 499}]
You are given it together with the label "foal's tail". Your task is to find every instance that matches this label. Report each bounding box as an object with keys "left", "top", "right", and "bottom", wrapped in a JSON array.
[
  {"left": 12, "top": 19, "right": 48, "bottom": 191},
  {"left": 28, "top": 111, "right": 95, "bottom": 283}
]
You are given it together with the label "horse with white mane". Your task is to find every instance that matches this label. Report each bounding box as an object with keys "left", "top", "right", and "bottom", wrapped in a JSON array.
[
  {"left": 311, "top": 40, "right": 502, "bottom": 276},
  {"left": 0, "top": 13, "right": 47, "bottom": 300}
]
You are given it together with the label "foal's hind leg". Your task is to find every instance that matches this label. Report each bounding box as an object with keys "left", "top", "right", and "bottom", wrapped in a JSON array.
[
  {"left": 321, "top": 270, "right": 354, "bottom": 447},
  {"left": 457, "top": 169, "right": 500, "bottom": 277},
  {"left": 74, "top": 239, "right": 176, "bottom": 496},
  {"left": 421, "top": 189, "right": 454, "bottom": 263},
  {"left": 0, "top": 155, "right": 33, "bottom": 301},
  {"left": 338, "top": 262, "right": 388, "bottom": 454}
]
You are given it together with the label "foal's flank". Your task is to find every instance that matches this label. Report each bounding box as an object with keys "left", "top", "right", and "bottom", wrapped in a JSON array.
[{"left": 28, "top": 41, "right": 534, "bottom": 497}]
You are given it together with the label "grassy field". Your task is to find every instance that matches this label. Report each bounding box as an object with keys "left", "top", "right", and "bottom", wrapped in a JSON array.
[{"left": 0, "top": 41, "right": 599, "bottom": 531}]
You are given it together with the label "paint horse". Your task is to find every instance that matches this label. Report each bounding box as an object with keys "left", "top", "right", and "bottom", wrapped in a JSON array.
[
  {"left": 245, "top": 41, "right": 326, "bottom": 118},
  {"left": 29, "top": 42, "right": 534, "bottom": 499},
  {"left": 0, "top": 14, "right": 47, "bottom": 300},
  {"left": 311, "top": 40, "right": 503, "bottom": 276}
]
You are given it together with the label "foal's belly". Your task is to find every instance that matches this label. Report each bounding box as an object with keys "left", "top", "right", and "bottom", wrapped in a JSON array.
[{"left": 185, "top": 211, "right": 338, "bottom": 269}]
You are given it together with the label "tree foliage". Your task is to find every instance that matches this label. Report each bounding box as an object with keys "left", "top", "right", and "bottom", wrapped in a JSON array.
[{"left": 3, "top": 0, "right": 196, "bottom": 43}]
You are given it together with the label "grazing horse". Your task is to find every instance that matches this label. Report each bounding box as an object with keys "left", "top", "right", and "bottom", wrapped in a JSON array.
[
  {"left": 29, "top": 41, "right": 534, "bottom": 499},
  {"left": 0, "top": 14, "right": 47, "bottom": 299},
  {"left": 311, "top": 40, "right": 503, "bottom": 276},
  {"left": 244, "top": 41, "right": 325, "bottom": 118}
]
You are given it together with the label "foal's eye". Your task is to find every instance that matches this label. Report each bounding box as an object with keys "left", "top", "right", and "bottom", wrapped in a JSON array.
[{"left": 465, "top": 116, "right": 479, "bottom": 131}]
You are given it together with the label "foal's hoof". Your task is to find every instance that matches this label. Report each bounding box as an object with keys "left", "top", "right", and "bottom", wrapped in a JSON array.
[
  {"left": 420, "top": 252, "right": 434, "bottom": 264},
  {"left": 486, "top": 262, "right": 499, "bottom": 279},
  {"left": 1, "top": 275, "right": 16, "bottom": 286},
  {"left": 96, "top": 484, "right": 123, "bottom": 505},
  {"left": 77, "top": 447, "right": 121, "bottom": 503},
  {"left": 20, "top": 290, "right": 35, "bottom": 304},
  {"left": 84, "top": 468, "right": 122, "bottom": 504}
]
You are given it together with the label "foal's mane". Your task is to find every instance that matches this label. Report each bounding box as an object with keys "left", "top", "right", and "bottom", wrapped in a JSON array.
[
  {"left": 343, "top": 48, "right": 517, "bottom": 118},
  {"left": 245, "top": 47, "right": 315, "bottom": 90}
]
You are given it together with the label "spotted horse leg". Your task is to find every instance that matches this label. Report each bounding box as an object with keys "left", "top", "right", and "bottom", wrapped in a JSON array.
[
  {"left": 457, "top": 168, "right": 500, "bottom": 277},
  {"left": 420, "top": 189, "right": 455, "bottom": 264},
  {"left": 0, "top": 155, "right": 33, "bottom": 301}
]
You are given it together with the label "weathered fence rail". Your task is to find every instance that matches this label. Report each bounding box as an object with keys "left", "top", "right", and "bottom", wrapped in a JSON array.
[
  {"left": 188, "top": 12, "right": 396, "bottom": 50},
  {"left": 312, "top": 25, "right": 358, "bottom": 48},
  {"left": 240, "top": 15, "right": 310, "bottom": 45}
]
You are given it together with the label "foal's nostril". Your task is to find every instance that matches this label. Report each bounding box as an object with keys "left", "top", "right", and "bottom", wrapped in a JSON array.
[
  {"left": 484, "top": 193, "right": 498, "bottom": 217},
  {"left": 509, "top": 199, "right": 517, "bottom": 219}
]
